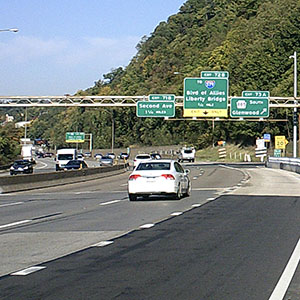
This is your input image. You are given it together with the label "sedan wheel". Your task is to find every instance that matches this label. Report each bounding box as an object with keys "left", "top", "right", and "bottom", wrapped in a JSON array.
[{"left": 175, "top": 185, "right": 182, "bottom": 200}]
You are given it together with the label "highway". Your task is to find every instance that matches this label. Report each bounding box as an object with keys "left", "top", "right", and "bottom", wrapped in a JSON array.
[
  {"left": 0, "top": 157, "right": 101, "bottom": 176},
  {"left": 0, "top": 165, "right": 299, "bottom": 299}
]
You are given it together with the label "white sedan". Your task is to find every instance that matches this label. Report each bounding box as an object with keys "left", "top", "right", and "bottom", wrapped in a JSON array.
[{"left": 128, "top": 160, "right": 191, "bottom": 201}]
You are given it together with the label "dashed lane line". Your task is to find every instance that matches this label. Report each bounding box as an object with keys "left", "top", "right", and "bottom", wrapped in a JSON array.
[
  {"left": 99, "top": 200, "right": 124, "bottom": 206},
  {"left": 0, "top": 202, "right": 23, "bottom": 208},
  {"left": 92, "top": 241, "right": 114, "bottom": 247},
  {"left": 0, "top": 220, "right": 31, "bottom": 229},
  {"left": 11, "top": 266, "right": 46, "bottom": 276}
]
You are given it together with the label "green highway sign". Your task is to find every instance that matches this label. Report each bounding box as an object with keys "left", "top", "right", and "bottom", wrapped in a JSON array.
[
  {"left": 149, "top": 94, "right": 175, "bottom": 101},
  {"left": 242, "top": 91, "right": 270, "bottom": 98},
  {"left": 66, "top": 132, "right": 85, "bottom": 143},
  {"left": 201, "top": 71, "right": 229, "bottom": 79},
  {"left": 183, "top": 77, "right": 228, "bottom": 117},
  {"left": 137, "top": 101, "right": 175, "bottom": 117},
  {"left": 230, "top": 97, "right": 269, "bottom": 118}
]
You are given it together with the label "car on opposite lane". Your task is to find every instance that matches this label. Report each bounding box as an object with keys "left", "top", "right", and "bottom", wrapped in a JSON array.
[
  {"left": 64, "top": 160, "right": 88, "bottom": 170},
  {"left": 99, "top": 155, "right": 114, "bottom": 166},
  {"left": 10, "top": 160, "right": 34, "bottom": 175},
  {"left": 128, "top": 159, "right": 191, "bottom": 201}
]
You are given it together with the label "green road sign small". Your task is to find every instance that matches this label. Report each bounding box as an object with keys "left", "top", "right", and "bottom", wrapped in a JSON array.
[
  {"left": 148, "top": 94, "right": 175, "bottom": 101},
  {"left": 230, "top": 97, "right": 269, "bottom": 118},
  {"left": 242, "top": 91, "right": 270, "bottom": 98},
  {"left": 201, "top": 71, "right": 229, "bottom": 79},
  {"left": 137, "top": 101, "right": 175, "bottom": 117},
  {"left": 66, "top": 132, "right": 85, "bottom": 143}
]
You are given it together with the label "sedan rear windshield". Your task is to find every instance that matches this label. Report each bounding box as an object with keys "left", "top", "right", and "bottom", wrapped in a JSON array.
[
  {"left": 183, "top": 150, "right": 193, "bottom": 154},
  {"left": 136, "top": 162, "right": 171, "bottom": 171}
]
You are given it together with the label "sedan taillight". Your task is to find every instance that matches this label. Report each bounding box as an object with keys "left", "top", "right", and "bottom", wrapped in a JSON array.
[
  {"left": 129, "top": 174, "right": 141, "bottom": 180},
  {"left": 161, "top": 174, "right": 175, "bottom": 180}
]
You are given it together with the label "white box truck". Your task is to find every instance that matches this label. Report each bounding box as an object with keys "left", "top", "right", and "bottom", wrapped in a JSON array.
[{"left": 55, "top": 148, "right": 78, "bottom": 171}]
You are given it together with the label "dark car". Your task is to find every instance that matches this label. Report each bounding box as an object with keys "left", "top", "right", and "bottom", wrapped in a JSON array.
[
  {"left": 43, "top": 152, "right": 54, "bottom": 158},
  {"left": 64, "top": 160, "right": 88, "bottom": 170},
  {"left": 150, "top": 153, "right": 162, "bottom": 159},
  {"left": 10, "top": 160, "right": 33, "bottom": 175},
  {"left": 119, "top": 152, "right": 129, "bottom": 160}
]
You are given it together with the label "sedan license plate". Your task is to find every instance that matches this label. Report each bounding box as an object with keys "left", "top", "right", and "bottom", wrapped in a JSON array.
[{"left": 145, "top": 176, "right": 156, "bottom": 183}]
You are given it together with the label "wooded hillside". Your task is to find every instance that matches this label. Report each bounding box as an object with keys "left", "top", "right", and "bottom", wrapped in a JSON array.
[{"left": 3, "top": 0, "right": 300, "bottom": 150}]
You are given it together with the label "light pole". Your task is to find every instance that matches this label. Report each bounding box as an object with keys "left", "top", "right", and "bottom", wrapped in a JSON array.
[
  {"left": 0, "top": 28, "right": 18, "bottom": 33},
  {"left": 289, "top": 51, "right": 298, "bottom": 158}
]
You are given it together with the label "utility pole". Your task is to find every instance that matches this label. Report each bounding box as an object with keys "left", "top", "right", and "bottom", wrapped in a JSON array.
[{"left": 289, "top": 51, "right": 298, "bottom": 158}]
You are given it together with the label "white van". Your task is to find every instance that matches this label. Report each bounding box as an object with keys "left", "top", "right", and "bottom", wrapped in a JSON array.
[
  {"left": 178, "top": 147, "right": 196, "bottom": 163},
  {"left": 55, "top": 148, "right": 78, "bottom": 171}
]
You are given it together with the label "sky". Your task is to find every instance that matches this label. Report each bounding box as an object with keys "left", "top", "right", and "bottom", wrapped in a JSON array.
[{"left": 0, "top": 0, "right": 185, "bottom": 96}]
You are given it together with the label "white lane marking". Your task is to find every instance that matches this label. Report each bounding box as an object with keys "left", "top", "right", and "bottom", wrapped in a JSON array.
[
  {"left": 193, "top": 177, "right": 198, "bottom": 180},
  {"left": 207, "top": 198, "right": 215, "bottom": 201},
  {"left": 120, "top": 183, "right": 128, "bottom": 187},
  {"left": 171, "top": 212, "right": 183, "bottom": 216},
  {"left": 92, "top": 241, "right": 114, "bottom": 247},
  {"left": 0, "top": 202, "right": 23, "bottom": 208},
  {"left": 99, "top": 200, "right": 122, "bottom": 206},
  {"left": 268, "top": 238, "right": 300, "bottom": 300},
  {"left": 36, "top": 161, "right": 48, "bottom": 170},
  {"left": 140, "top": 223, "right": 155, "bottom": 229},
  {"left": 11, "top": 266, "right": 46, "bottom": 276},
  {"left": 0, "top": 219, "right": 31, "bottom": 229},
  {"left": 75, "top": 191, "right": 93, "bottom": 195},
  {"left": 192, "top": 204, "right": 202, "bottom": 207}
]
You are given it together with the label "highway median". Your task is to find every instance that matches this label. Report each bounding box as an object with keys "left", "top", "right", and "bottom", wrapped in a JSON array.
[{"left": 0, "top": 163, "right": 129, "bottom": 194}]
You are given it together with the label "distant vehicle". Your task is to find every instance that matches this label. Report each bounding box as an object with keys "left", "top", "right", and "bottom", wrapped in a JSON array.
[
  {"left": 55, "top": 149, "right": 78, "bottom": 171},
  {"left": 43, "top": 152, "right": 54, "bottom": 158},
  {"left": 94, "top": 153, "right": 103, "bottom": 159},
  {"left": 133, "top": 154, "right": 151, "bottom": 168},
  {"left": 64, "top": 160, "right": 88, "bottom": 170},
  {"left": 21, "top": 144, "right": 35, "bottom": 164},
  {"left": 106, "top": 152, "right": 116, "bottom": 159},
  {"left": 99, "top": 156, "right": 114, "bottom": 166},
  {"left": 150, "top": 153, "right": 161, "bottom": 160},
  {"left": 178, "top": 147, "right": 196, "bottom": 163},
  {"left": 128, "top": 160, "right": 191, "bottom": 201},
  {"left": 10, "top": 160, "right": 33, "bottom": 175},
  {"left": 77, "top": 153, "right": 84, "bottom": 161},
  {"left": 119, "top": 152, "right": 129, "bottom": 160},
  {"left": 84, "top": 152, "right": 92, "bottom": 158}
]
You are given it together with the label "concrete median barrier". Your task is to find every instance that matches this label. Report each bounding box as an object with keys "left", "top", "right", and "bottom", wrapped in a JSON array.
[{"left": 0, "top": 163, "right": 129, "bottom": 194}]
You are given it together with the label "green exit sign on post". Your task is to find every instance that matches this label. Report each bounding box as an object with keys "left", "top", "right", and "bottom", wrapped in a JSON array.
[
  {"left": 66, "top": 132, "right": 85, "bottom": 143},
  {"left": 137, "top": 101, "right": 175, "bottom": 117},
  {"left": 149, "top": 94, "right": 175, "bottom": 101}
]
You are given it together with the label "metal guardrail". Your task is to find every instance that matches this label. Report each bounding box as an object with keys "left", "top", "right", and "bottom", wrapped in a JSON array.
[{"left": 266, "top": 157, "right": 300, "bottom": 174}]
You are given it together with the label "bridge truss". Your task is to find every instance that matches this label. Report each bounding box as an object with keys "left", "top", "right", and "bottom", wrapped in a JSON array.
[{"left": 0, "top": 95, "right": 299, "bottom": 108}]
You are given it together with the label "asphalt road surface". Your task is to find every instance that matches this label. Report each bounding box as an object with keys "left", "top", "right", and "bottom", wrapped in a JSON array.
[{"left": 0, "top": 165, "right": 299, "bottom": 300}]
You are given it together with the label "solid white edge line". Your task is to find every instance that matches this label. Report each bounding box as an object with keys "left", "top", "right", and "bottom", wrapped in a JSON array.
[
  {"left": 268, "top": 238, "right": 300, "bottom": 300},
  {"left": 92, "top": 241, "right": 114, "bottom": 247},
  {"left": 0, "top": 219, "right": 31, "bottom": 229},
  {"left": 11, "top": 266, "right": 46, "bottom": 276},
  {"left": 0, "top": 202, "right": 23, "bottom": 208},
  {"left": 140, "top": 224, "right": 155, "bottom": 229}
]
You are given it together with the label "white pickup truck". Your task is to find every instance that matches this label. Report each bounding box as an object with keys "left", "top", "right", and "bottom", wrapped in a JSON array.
[{"left": 178, "top": 147, "right": 196, "bottom": 163}]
